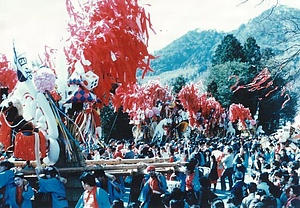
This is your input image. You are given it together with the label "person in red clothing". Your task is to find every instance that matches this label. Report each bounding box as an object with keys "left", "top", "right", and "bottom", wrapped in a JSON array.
[
  {"left": 138, "top": 165, "right": 167, "bottom": 208},
  {"left": 114, "top": 145, "right": 124, "bottom": 159}
]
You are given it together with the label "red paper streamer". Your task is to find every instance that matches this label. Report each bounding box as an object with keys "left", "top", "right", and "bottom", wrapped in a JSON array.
[
  {"left": 178, "top": 84, "right": 224, "bottom": 129},
  {"left": 228, "top": 103, "right": 252, "bottom": 128},
  {"left": 112, "top": 81, "right": 173, "bottom": 121},
  {"left": 0, "top": 54, "right": 18, "bottom": 92},
  {"left": 64, "top": 0, "right": 155, "bottom": 106}
]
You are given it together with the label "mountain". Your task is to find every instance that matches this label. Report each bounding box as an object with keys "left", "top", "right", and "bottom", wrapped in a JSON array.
[{"left": 139, "top": 5, "right": 300, "bottom": 85}]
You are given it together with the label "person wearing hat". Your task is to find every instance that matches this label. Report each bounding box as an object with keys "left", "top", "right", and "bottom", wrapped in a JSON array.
[
  {"left": 230, "top": 171, "right": 248, "bottom": 206},
  {"left": 7, "top": 172, "right": 34, "bottom": 208},
  {"left": 138, "top": 165, "right": 167, "bottom": 208},
  {"left": 36, "top": 166, "right": 68, "bottom": 208},
  {"left": 76, "top": 171, "right": 110, "bottom": 208},
  {"left": 0, "top": 160, "right": 15, "bottom": 207}
]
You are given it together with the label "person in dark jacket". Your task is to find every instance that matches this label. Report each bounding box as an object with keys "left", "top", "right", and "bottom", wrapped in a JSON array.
[
  {"left": 230, "top": 171, "right": 248, "bottom": 206},
  {"left": 208, "top": 155, "right": 219, "bottom": 191},
  {"left": 199, "top": 176, "right": 220, "bottom": 208}
]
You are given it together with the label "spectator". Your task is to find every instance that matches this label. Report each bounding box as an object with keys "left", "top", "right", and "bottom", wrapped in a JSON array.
[
  {"left": 220, "top": 146, "right": 234, "bottom": 191},
  {"left": 256, "top": 172, "right": 271, "bottom": 196},
  {"left": 230, "top": 171, "right": 248, "bottom": 206},
  {"left": 36, "top": 166, "right": 68, "bottom": 208},
  {"left": 75, "top": 171, "right": 110, "bottom": 207},
  {"left": 124, "top": 144, "right": 135, "bottom": 159},
  {"left": 208, "top": 155, "right": 219, "bottom": 191},
  {"left": 285, "top": 185, "right": 300, "bottom": 208},
  {"left": 249, "top": 189, "right": 267, "bottom": 207},
  {"left": 241, "top": 182, "right": 257, "bottom": 208},
  {"left": 7, "top": 172, "right": 34, "bottom": 208},
  {"left": 233, "top": 147, "right": 247, "bottom": 181},
  {"left": 199, "top": 176, "right": 219, "bottom": 207}
]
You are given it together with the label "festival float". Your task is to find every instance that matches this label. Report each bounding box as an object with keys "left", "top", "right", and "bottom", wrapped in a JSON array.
[{"left": 0, "top": 0, "right": 168, "bottom": 206}]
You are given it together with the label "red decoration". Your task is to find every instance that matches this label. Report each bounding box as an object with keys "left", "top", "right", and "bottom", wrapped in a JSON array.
[
  {"left": 178, "top": 84, "right": 224, "bottom": 130},
  {"left": 228, "top": 103, "right": 252, "bottom": 128},
  {"left": 112, "top": 81, "right": 173, "bottom": 121},
  {"left": 14, "top": 131, "right": 47, "bottom": 161},
  {"left": 0, "top": 54, "right": 18, "bottom": 92},
  {"left": 64, "top": 0, "right": 155, "bottom": 106}
]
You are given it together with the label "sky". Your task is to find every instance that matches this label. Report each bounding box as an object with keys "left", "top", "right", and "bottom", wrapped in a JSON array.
[{"left": 0, "top": 0, "right": 300, "bottom": 62}]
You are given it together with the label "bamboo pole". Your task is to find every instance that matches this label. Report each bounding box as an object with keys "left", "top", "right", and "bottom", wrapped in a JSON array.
[{"left": 14, "top": 158, "right": 188, "bottom": 175}]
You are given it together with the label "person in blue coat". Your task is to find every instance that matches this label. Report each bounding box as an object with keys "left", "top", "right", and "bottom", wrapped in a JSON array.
[
  {"left": 138, "top": 165, "right": 168, "bottom": 208},
  {"left": 75, "top": 171, "right": 111, "bottom": 208},
  {"left": 7, "top": 172, "right": 34, "bottom": 208},
  {"left": 36, "top": 166, "right": 68, "bottom": 208},
  {"left": 0, "top": 160, "right": 15, "bottom": 207},
  {"left": 94, "top": 169, "right": 124, "bottom": 205}
]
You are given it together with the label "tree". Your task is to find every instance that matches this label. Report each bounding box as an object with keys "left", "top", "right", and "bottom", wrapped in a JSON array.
[
  {"left": 206, "top": 61, "right": 251, "bottom": 108},
  {"left": 243, "top": 37, "right": 261, "bottom": 67},
  {"left": 212, "top": 34, "right": 245, "bottom": 66},
  {"left": 171, "top": 75, "right": 186, "bottom": 94}
]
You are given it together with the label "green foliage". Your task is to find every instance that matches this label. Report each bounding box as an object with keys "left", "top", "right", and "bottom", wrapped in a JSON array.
[
  {"left": 148, "top": 30, "right": 224, "bottom": 76},
  {"left": 100, "top": 105, "right": 133, "bottom": 142},
  {"left": 243, "top": 37, "right": 261, "bottom": 66},
  {"left": 212, "top": 34, "right": 246, "bottom": 66},
  {"left": 100, "top": 104, "right": 115, "bottom": 142},
  {"left": 171, "top": 75, "right": 186, "bottom": 94},
  {"left": 206, "top": 61, "right": 251, "bottom": 108}
]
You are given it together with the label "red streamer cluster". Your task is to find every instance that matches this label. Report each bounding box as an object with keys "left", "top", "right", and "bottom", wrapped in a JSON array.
[
  {"left": 178, "top": 84, "right": 224, "bottom": 128},
  {"left": 112, "top": 81, "right": 173, "bottom": 120},
  {"left": 64, "top": 0, "right": 155, "bottom": 106},
  {"left": 231, "top": 68, "right": 277, "bottom": 97},
  {"left": 228, "top": 103, "right": 252, "bottom": 128},
  {"left": 231, "top": 68, "right": 291, "bottom": 109},
  {"left": 0, "top": 54, "right": 17, "bottom": 92}
]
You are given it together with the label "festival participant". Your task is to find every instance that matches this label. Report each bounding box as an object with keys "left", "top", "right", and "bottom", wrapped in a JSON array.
[
  {"left": 138, "top": 165, "right": 167, "bottom": 208},
  {"left": 36, "top": 166, "right": 68, "bottom": 208},
  {"left": 184, "top": 158, "right": 201, "bottom": 206},
  {"left": 114, "top": 144, "right": 124, "bottom": 159},
  {"left": 75, "top": 171, "right": 110, "bottom": 208},
  {"left": 94, "top": 169, "right": 124, "bottom": 205},
  {"left": 0, "top": 160, "right": 15, "bottom": 207},
  {"left": 7, "top": 172, "right": 34, "bottom": 208},
  {"left": 127, "top": 164, "right": 146, "bottom": 206},
  {"left": 220, "top": 146, "right": 234, "bottom": 191},
  {"left": 167, "top": 188, "right": 189, "bottom": 208}
]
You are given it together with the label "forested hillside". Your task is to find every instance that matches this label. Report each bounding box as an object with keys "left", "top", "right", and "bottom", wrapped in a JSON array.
[{"left": 141, "top": 5, "right": 300, "bottom": 86}]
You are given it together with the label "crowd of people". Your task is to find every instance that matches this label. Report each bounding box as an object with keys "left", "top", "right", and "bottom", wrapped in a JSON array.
[
  {"left": 0, "top": 131, "right": 300, "bottom": 207},
  {"left": 77, "top": 132, "right": 300, "bottom": 208}
]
